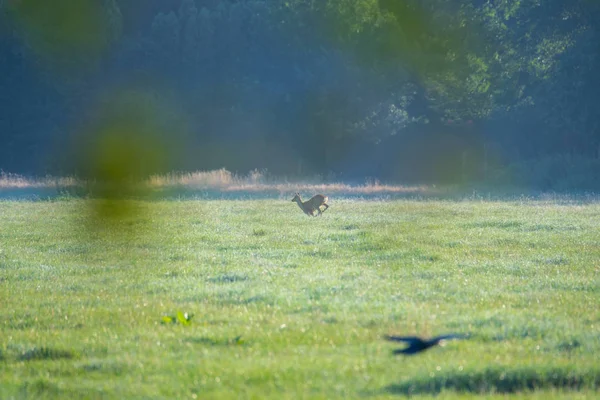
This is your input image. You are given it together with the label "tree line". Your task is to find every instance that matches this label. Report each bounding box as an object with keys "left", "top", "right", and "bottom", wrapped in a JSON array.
[{"left": 1, "top": 0, "right": 599, "bottom": 189}]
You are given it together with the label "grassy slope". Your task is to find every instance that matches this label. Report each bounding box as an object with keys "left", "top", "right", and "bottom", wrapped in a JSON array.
[{"left": 0, "top": 198, "right": 599, "bottom": 399}]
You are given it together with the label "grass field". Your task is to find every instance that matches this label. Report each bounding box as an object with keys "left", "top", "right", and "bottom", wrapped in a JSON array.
[{"left": 1, "top": 196, "right": 599, "bottom": 399}]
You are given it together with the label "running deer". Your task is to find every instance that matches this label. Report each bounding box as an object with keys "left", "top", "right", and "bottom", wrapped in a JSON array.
[{"left": 291, "top": 193, "right": 329, "bottom": 217}]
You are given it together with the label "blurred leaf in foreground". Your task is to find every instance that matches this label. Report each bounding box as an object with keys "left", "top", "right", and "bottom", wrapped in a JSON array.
[
  {"left": 74, "top": 89, "right": 184, "bottom": 228},
  {"left": 6, "top": 0, "right": 121, "bottom": 68}
]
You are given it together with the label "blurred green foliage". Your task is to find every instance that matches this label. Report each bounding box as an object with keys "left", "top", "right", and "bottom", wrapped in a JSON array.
[
  {"left": 6, "top": 0, "right": 120, "bottom": 66},
  {"left": 76, "top": 89, "right": 184, "bottom": 225},
  {"left": 82, "top": 91, "right": 171, "bottom": 185}
]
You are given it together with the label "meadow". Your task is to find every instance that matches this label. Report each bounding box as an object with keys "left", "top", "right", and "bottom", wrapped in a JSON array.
[{"left": 1, "top": 194, "right": 599, "bottom": 399}]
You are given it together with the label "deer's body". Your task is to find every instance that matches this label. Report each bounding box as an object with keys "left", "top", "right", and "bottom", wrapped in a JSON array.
[{"left": 291, "top": 193, "right": 329, "bottom": 217}]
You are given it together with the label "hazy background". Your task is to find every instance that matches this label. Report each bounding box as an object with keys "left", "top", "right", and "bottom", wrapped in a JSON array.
[{"left": 1, "top": 0, "right": 599, "bottom": 190}]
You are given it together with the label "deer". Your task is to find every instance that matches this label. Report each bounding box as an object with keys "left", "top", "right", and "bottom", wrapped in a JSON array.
[{"left": 291, "top": 192, "right": 329, "bottom": 217}]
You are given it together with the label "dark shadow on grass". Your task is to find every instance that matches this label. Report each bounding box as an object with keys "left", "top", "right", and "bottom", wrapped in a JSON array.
[
  {"left": 18, "top": 346, "right": 76, "bottom": 361},
  {"left": 252, "top": 228, "right": 268, "bottom": 236},
  {"left": 466, "top": 221, "right": 581, "bottom": 232},
  {"left": 466, "top": 220, "right": 524, "bottom": 229},
  {"left": 556, "top": 339, "right": 583, "bottom": 352},
  {"left": 550, "top": 282, "right": 599, "bottom": 293},
  {"left": 305, "top": 249, "right": 335, "bottom": 259},
  {"left": 525, "top": 224, "right": 579, "bottom": 232},
  {"left": 213, "top": 294, "right": 272, "bottom": 306},
  {"left": 185, "top": 336, "right": 245, "bottom": 346},
  {"left": 539, "top": 256, "right": 570, "bottom": 266},
  {"left": 208, "top": 274, "right": 249, "bottom": 284},
  {"left": 385, "top": 367, "right": 600, "bottom": 395},
  {"left": 288, "top": 304, "right": 331, "bottom": 314},
  {"left": 79, "top": 360, "right": 124, "bottom": 374},
  {"left": 18, "top": 379, "right": 105, "bottom": 399},
  {"left": 304, "top": 286, "right": 346, "bottom": 301},
  {"left": 342, "top": 224, "right": 360, "bottom": 230}
]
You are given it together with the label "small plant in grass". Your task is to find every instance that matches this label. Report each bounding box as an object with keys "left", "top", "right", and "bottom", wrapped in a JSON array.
[
  {"left": 252, "top": 228, "right": 267, "bottom": 236},
  {"left": 161, "top": 312, "right": 193, "bottom": 326},
  {"left": 230, "top": 335, "right": 244, "bottom": 345}
]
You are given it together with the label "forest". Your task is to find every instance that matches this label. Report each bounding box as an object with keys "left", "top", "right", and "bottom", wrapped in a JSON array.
[{"left": 1, "top": 0, "right": 599, "bottom": 189}]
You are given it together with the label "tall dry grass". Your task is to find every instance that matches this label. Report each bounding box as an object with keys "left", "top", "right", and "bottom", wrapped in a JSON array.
[
  {"left": 0, "top": 171, "right": 80, "bottom": 189},
  {"left": 147, "top": 168, "right": 237, "bottom": 188},
  {"left": 0, "top": 169, "right": 435, "bottom": 197},
  {"left": 146, "top": 169, "right": 432, "bottom": 195}
]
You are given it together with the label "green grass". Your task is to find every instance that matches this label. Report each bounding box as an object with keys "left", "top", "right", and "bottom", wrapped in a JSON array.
[{"left": 1, "top": 198, "right": 599, "bottom": 399}]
